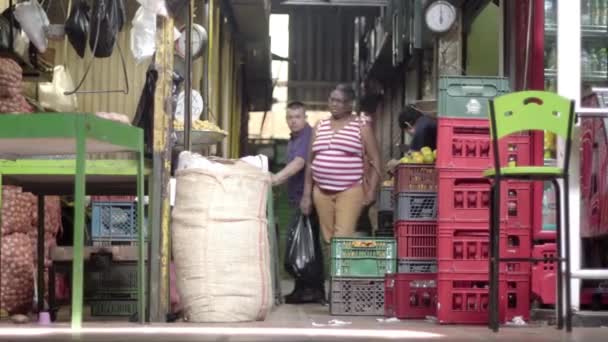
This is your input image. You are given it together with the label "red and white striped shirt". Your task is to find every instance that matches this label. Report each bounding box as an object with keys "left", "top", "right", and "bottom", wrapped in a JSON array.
[{"left": 311, "top": 118, "right": 364, "bottom": 192}]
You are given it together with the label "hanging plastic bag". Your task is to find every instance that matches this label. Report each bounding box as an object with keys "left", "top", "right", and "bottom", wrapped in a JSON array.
[
  {"left": 38, "top": 66, "right": 78, "bottom": 112},
  {"left": 64, "top": 0, "right": 90, "bottom": 58},
  {"left": 165, "top": 0, "right": 188, "bottom": 18},
  {"left": 174, "top": 89, "right": 203, "bottom": 122},
  {"left": 89, "top": 0, "right": 126, "bottom": 58},
  {"left": 137, "top": 0, "right": 168, "bottom": 17},
  {"left": 130, "top": 6, "right": 156, "bottom": 64},
  {"left": 285, "top": 216, "right": 317, "bottom": 279},
  {"left": 13, "top": 0, "right": 49, "bottom": 53},
  {"left": 0, "top": 16, "right": 11, "bottom": 50}
]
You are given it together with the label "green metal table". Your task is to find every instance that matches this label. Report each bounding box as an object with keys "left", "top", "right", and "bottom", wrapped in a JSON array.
[{"left": 0, "top": 113, "right": 147, "bottom": 328}]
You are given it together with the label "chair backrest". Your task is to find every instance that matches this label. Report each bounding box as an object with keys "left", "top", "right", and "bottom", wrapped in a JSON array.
[
  {"left": 489, "top": 91, "right": 574, "bottom": 140},
  {"left": 488, "top": 90, "right": 575, "bottom": 173}
]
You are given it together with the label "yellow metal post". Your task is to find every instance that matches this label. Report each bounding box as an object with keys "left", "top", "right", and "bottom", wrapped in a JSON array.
[{"left": 149, "top": 15, "right": 174, "bottom": 322}]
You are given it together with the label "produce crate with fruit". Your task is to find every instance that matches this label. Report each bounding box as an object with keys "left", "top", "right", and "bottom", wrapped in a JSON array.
[{"left": 395, "top": 146, "right": 438, "bottom": 194}]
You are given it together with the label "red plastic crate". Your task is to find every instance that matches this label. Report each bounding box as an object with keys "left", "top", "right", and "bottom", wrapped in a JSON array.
[
  {"left": 531, "top": 243, "right": 556, "bottom": 306},
  {"left": 394, "top": 221, "right": 437, "bottom": 259},
  {"left": 385, "top": 273, "right": 437, "bottom": 319},
  {"left": 437, "top": 272, "right": 530, "bottom": 324},
  {"left": 504, "top": 273, "right": 531, "bottom": 322},
  {"left": 580, "top": 286, "right": 608, "bottom": 307},
  {"left": 435, "top": 117, "right": 533, "bottom": 171},
  {"left": 437, "top": 170, "right": 533, "bottom": 228},
  {"left": 437, "top": 222, "right": 531, "bottom": 273},
  {"left": 597, "top": 118, "right": 608, "bottom": 237},
  {"left": 534, "top": 181, "right": 557, "bottom": 241},
  {"left": 394, "top": 164, "right": 438, "bottom": 193}
]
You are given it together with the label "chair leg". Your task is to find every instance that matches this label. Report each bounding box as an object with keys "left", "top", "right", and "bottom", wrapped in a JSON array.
[
  {"left": 563, "top": 176, "right": 573, "bottom": 332},
  {"left": 552, "top": 179, "right": 564, "bottom": 330},
  {"left": 489, "top": 182, "right": 501, "bottom": 332}
]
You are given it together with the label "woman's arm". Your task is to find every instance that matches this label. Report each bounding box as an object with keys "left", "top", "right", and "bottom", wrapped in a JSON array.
[
  {"left": 361, "top": 123, "right": 382, "bottom": 205},
  {"left": 300, "top": 124, "right": 318, "bottom": 214}
]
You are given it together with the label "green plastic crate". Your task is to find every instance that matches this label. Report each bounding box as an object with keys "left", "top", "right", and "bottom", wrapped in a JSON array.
[
  {"left": 331, "top": 237, "right": 397, "bottom": 277},
  {"left": 438, "top": 76, "right": 510, "bottom": 119},
  {"left": 90, "top": 300, "right": 137, "bottom": 316}
]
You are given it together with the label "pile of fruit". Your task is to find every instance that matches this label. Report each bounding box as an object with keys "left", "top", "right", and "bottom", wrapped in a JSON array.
[
  {"left": 174, "top": 119, "right": 228, "bottom": 135},
  {"left": 544, "top": 131, "right": 556, "bottom": 159},
  {"left": 382, "top": 179, "right": 394, "bottom": 187},
  {"left": 399, "top": 146, "right": 437, "bottom": 164}
]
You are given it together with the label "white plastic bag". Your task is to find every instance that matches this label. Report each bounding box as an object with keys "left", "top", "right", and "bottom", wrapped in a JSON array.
[
  {"left": 38, "top": 66, "right": 78, "bottom": 112},
  {"left": 136, "top": 0, "right": 168, "bottom": 17},
  {"left": 130, "top": 6, "right": 157, "bottom": 64},
  {"left": 174, "top": 89, "right": 203, "bottom": 122},
  {"left": 13, "top": 0, "right": 49, "bottom": 53}
]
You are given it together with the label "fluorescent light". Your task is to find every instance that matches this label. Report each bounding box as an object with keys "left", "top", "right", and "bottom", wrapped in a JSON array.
[{"left": 281, "top": 0, "right": 388, "bottom": 7}]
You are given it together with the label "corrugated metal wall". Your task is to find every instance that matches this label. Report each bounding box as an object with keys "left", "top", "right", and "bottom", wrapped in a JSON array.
[
  {"left": 1, "top": 0, "right": 204, "bottom": 120},
  {"left": 287, "top": 7, "right": 360, "bottom": 109},
  {"left": 376, "top": 75, "right": 404, "bottom": 164},
  {"left": 47, "top": 32, "right": 148, "bottom": 119}
]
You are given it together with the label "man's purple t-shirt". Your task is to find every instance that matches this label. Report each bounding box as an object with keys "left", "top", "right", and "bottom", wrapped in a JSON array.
[{"left": 287, "top": 124, "right": 312, "bottom": 206}]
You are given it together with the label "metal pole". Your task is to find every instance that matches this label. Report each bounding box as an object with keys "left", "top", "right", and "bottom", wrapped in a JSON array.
[
  {"left": 149, "top": 16, "right": 175, "bottom": 323},
  {"left": 184, "top": 0, "right": 193, "bottom": 151},
  {"left": 557, "top": 0, "right": 582, "bottom": 312},
  {"left": 37, "top": 196, "right": 45, "bottom": 313}
]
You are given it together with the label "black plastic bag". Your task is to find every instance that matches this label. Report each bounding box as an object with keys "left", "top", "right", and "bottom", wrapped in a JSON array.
[
  {"left": 133, "top": 65, "right": 158, "bottom": 155},
  {"left": 0, "top": 16, "right": 11, "bottom": 50},
  {"left": 89, "top": 0, "right": 126, "bottom": 58},
  {"left": 65, "top": 0, "right": 90, "bottom": 58},
  {"left": 165, "top": 0, "right": 188, "bottom": 19},
  {"left": 285, "top": 216, "right": 317, "bottom": 279}
]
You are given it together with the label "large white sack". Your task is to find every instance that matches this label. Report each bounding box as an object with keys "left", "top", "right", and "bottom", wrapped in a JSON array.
[{"left": 171, "top": 154, "right": 272, "bottom": 322}]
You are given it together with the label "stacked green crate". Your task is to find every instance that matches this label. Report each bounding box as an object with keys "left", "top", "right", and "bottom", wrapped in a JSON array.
[
  {"left": 273, "top": 184, "right": 293, "bottom": 280},
  {"left": 438, "top": 76, "right": 510, "bottom": 119},
  {"left": 329, "top": 237, "right": 396, "bottom": 316}
]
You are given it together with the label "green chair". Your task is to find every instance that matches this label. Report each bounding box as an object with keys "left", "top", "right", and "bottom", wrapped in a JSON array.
[{"left": 484, "top": 91, "right": 575, "bottom": 332}]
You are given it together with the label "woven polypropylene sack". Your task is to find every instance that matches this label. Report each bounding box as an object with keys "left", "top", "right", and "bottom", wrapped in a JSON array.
[{"left": 171, "top": 158, "right": 273, "bottom": 322}]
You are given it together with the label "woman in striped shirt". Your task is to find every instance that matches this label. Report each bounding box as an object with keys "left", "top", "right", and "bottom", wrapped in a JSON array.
[{"left": 300, "top": 84, "right": 381, "bottom": 244}]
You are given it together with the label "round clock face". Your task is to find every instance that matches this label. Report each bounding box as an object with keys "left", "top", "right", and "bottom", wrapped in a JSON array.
[{"left": 425, "top": 0, "right": 457, "bottom": 33}]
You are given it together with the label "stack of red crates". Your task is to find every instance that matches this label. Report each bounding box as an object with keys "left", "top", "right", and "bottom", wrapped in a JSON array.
[
  {"left": 385, "top": 164, "right": 438, "bottom": 319},
  {"left": 435, "top": 102, "right": 534, "bottom": 323}
]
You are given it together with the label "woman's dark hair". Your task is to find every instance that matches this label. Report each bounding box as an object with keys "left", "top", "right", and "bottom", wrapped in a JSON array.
[
  {"left": 398, "top": 105, "right": 423, "bottom": 129},
  {"left": 334, "top": 83, "right": 356, "bottom": 102}
]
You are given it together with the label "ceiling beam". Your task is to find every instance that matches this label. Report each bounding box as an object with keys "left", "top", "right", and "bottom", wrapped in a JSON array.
[{"left": 279, "top": 0, "right": 388, "bottom": 7}]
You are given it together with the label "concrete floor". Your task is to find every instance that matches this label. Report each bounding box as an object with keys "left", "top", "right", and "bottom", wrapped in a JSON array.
[
  {"left": 1, "top": 281, "right": 607, "bottom": 341},
  {"left": 0, "top": 306, "right": 606, "bottom": 342}
]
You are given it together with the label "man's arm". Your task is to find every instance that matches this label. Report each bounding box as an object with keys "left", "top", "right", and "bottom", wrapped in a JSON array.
[
  {"left": 300, "top": 124, "right": 318, "bottom": 214},
  {"left": 361, "top": 124, "right": 382, "bottom": 205},
  {"left": 271, "top": 157, "right": 305, "bottom": 186}
]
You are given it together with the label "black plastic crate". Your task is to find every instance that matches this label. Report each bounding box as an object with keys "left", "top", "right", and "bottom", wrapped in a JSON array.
[
  {"left": 395, "top": 192, "right": 438, "bottom": 221},
  {"left": 398, "top": 259, "right": 438, "bottom": 273}
]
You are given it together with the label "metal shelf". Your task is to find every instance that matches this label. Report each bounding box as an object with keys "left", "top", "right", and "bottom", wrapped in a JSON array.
[
  {"left": 545, "top": 69, "right": 608, "bottom": 82},
  {"left": 545, "top": 24, "right": 608, "bottom": 39}
]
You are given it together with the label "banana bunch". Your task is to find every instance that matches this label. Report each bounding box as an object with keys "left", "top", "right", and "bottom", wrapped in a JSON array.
[{"left": 174, "top": 119, "right": 228, "bottom": 135}]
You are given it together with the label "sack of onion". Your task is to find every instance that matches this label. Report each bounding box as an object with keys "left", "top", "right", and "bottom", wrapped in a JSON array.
[
  {"left": 0, "top": 233, "right": 35, "bottom": 314},
  {"left": 1, "top": 186, "right": 35, "bottom": 236}
]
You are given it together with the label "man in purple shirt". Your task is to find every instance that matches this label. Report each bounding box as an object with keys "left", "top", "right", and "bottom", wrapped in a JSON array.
[{"left": 272, "top": 101, "right": 325, "bottom": 304}]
